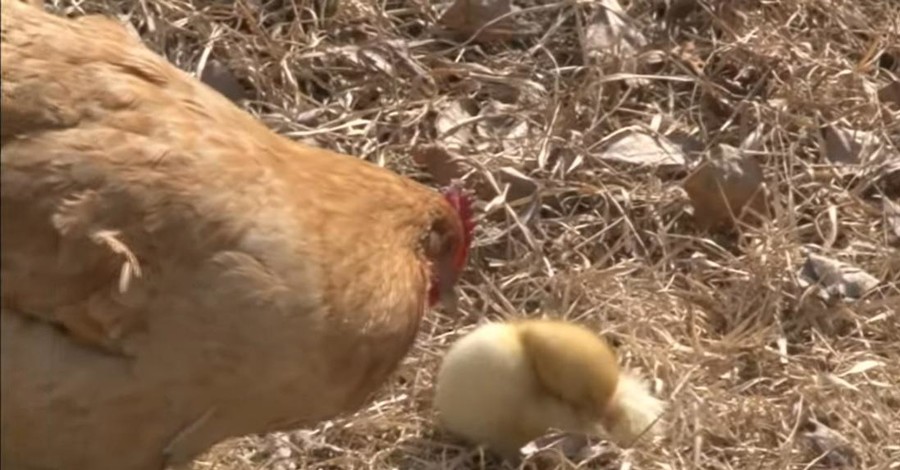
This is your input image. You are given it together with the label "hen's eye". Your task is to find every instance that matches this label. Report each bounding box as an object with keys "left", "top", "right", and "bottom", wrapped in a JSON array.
[{"left": 426, "top": 230, "right": 446, "bottom": 257}]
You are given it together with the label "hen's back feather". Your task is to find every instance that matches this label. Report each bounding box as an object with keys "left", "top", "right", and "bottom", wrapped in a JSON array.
[{"left": 1, "top": 0, "right": 450, "bottom": 348}]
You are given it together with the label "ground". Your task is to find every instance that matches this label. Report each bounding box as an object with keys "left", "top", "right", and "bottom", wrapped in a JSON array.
[{"left": 47, "top": 0, "right": 899, "bottom": 468}]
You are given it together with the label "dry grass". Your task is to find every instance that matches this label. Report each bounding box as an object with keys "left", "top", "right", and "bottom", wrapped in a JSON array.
[{"left": 47, "top": 0, "right": 899, "bottom": 468}]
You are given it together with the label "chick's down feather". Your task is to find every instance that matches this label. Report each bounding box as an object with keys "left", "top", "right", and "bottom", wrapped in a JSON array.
[
  {"left": 0, "top": 1, "right": 474, "bottom": 469},
  {"left": 433, "top": 319, "right": 665, "bottom": 458}
]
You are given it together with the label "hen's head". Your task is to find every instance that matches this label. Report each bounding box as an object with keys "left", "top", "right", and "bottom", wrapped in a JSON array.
[{"left": 426, "top": 182, "right": 475, "bottom": 313}]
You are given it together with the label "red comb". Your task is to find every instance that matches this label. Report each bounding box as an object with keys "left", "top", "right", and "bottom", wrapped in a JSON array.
[
  {"left": 440, "top": 180, "right": 475, "bottom": 245},
  {"left": 428, "top": 180, "right": 475, "bottom": 308}
]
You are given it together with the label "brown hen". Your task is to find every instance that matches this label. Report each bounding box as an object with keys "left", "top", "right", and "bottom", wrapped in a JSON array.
[{"left": 0, "top": 1, "right": 475, "bottom": 469}]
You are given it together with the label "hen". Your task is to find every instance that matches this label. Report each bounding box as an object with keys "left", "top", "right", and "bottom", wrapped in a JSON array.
[{"left": 0, "top": 1, "right": 475, "bottom": 469}]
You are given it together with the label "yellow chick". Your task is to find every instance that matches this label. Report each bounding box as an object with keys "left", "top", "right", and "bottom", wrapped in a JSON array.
[{"left": 433, "top": 319, "right": 665, "bottom": 459}]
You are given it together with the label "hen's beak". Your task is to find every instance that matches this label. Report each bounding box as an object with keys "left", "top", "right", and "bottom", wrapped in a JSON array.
[
  {"left": 440, "top": 284, "right": 459, "bottom": 315},
  {"left": 436, "top": 258, "right": 461, "bottom": 315}
]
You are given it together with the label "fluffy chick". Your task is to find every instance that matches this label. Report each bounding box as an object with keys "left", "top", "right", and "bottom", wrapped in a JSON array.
[{"left": 433, "top": 319, "right": 665, "bottom": 459}]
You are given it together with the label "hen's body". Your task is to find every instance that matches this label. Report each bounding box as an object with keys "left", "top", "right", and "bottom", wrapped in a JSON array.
[{"left": 0, "top": 2, "right": 471, "bottom": 469}]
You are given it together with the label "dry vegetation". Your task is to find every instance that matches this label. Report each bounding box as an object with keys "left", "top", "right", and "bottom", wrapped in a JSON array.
[{"left": 47, "top": 0, "right": 899, "bottom": 468}]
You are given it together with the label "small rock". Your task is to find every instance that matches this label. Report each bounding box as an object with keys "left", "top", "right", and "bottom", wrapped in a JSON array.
[
  {"left": 200, "top": 60, "right": 248, "bottom": 103},
  {"left": 682, "top": 144, "right": 768, "bottom": 231}
]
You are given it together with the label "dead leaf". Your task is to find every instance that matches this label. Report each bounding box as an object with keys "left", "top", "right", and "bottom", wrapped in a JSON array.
[
  {"left": 356, "top": 48, "right": 395, "bottom": 76},
  {"left": 819, "top": 125, "right": 879, "bottom": 166},
  {"left": 682, "top": 144, "right": 768, "bottom": 231},
  {"left": 495, "top": 166, "right": 539, "bottom": 202},
  {"left": 583, "top": 0, "right": 647, "bottom": 57},
  {"left": 581, "top": 0, "right": 648, "bottom": 86},
  {"left": 797, "top": 253, "right": 880, "bottom": 302},
  {"left": 411, "top": 145, "right": 466, "bottom": 186},
  {"left": 438, "top": 0, "right": 515, "bottom": 42},
  {"left": 332, "top": 44, "right": 396, "bottom": 76},
  {"left": 500, "top": 120, "right": 529, "bottom": 152},
  {"left": 584, "top": 22, "right": 621, "bottom": 54},
  {"left": 435, "top": 100, "right": 475, "bottom": 151},
  {"left": 596, "top": 130, "right": 687, "bottom": 168},
  {"left": 474, "top": 100, "right": 530, "bottom": 152},
  {"left": 878, "top": 80, "right": 900, "bottom": 106},
  {"left": 200, "top": 60, "right": 248, "bottom": 103},
  {"left": 379, "top": 39, "right": 430, "bottom": 80},
  {"left": 414, "top": 101, "right": 480, "bottom": 186},
  {"left": 803, "top": 419, "right": 858, "bottom": 469}
]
